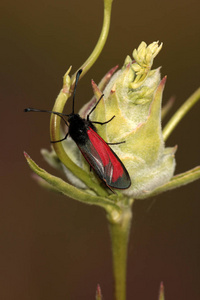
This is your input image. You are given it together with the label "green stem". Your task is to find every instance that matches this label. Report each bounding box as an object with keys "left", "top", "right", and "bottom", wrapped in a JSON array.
[
  {"left": 163, "top": 87, "right": 200, "bottom": 141},
  {"left": 138, "top": 166, "right": 200, "bottom": 199},
  {"left": 108, "top": 204, "right": 133, "bottom": 300},
  {"left": 70, "top": 0, "right": 114, "bottom": 87},
  {"left": 50, "top": 88, "right": 108, "bottom": 197},
  {"left": 161, "top": 96, "right": 175, "bottom": 120},
  {"left": 50, "top": 0, "right": 114, "bottom": 196}
]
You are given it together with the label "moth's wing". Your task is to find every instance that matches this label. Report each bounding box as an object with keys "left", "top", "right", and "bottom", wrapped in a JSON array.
[{"left": 78, "top": 128, "right": 131, "bottom": 189}]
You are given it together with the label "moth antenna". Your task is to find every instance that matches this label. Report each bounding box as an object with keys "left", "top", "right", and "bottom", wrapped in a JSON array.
[
  {"left": 72, "top": 69, "right": 82, "bottom": 114},
  {"left": 24, "top": 108, "right": 69, "bottom": 126}
]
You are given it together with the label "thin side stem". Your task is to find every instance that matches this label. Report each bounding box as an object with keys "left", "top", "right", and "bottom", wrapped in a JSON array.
[
  {"left": 163, "top": 87, "right": 200, "bottom": 141},
  {"left": 108, "top": 206, "right": 133, "bottom": 300},
  {"left": 70, "top": 0, "right": 113, "bottom": 88},
  {"left": 137, "top": 166, "right": 200, "bottom": 199},
  {"left": 50, "top": 0, "right": 114, "bottom": 196},
  {"left": 161, "top": 96, "right": 175, "bottom": 120},
  {"left": 50, "top": 90, "right": 108, "bottom": 197}
]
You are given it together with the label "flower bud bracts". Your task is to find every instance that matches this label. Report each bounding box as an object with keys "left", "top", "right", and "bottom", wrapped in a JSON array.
[
  {"left": 42, "top": 42, "right": 176, "bottom": 199},
  {"left": 78, "top": 42, "right": 176, "bottom": 198}
]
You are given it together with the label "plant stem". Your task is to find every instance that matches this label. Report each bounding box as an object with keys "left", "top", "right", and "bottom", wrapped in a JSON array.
[
  {"left": 163, "top": 87, "right": 200, "bottom": 141},
  {"left": 50, "top": 89, "right": 108, "bottom": 197},
  {"left": 108, "top": 205, "right": 133, "bottom": 300},
  {"left": 70, "top": 0, "right": 114, "bottom": 87},
  {"left": 50, "top": 0, "right": 114, "bottom": 196}
]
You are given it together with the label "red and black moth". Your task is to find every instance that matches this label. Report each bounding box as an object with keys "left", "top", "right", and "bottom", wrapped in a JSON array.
[{"left": 25, "top": 69, "right": 131, "bottom": 190}]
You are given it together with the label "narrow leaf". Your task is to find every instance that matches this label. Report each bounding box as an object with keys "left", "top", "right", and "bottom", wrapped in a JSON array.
[{"left": 24, "top": 151, "right": 121, "bottom": 215}]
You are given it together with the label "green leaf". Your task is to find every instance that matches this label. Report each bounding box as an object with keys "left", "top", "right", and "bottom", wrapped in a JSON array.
[{"left": 24, "top": 151, "right": 121, "bottom": 215}]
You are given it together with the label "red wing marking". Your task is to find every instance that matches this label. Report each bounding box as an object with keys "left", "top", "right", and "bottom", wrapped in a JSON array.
[
  {"left": 87, "top": 128, "right": 124, "bottom": 182},
  {"left": 77, "top": 127, "right": 131, "bottom": 188}
]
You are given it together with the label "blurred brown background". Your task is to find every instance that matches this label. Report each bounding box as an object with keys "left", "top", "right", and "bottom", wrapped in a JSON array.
[{"left": 0, "top": 0, "right": 200, "bottom": 299}]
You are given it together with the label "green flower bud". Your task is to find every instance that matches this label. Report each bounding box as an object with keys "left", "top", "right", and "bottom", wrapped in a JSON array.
[{"left": 42, "top": 42, "right": 176, "bottom": 199}]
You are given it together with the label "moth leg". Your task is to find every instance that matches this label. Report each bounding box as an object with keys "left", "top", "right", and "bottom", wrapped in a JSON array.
[
  {"left": 87, "top": 94, "right": 104, "bottom": 120},
  {"left": 50, "top": 113, "right": 69, "bottom": 143},
  {"left": 51, "top": 133, "right": 69, "bottom": 143},
  {"left": 107, "top": 141, "right": 125, "bottom": 145},
  {"left": 91, "top": 115, "right": 115, "bottom": 125},
  {"left": 104, "top": 182, "right": 115, "bottom": 194}
]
